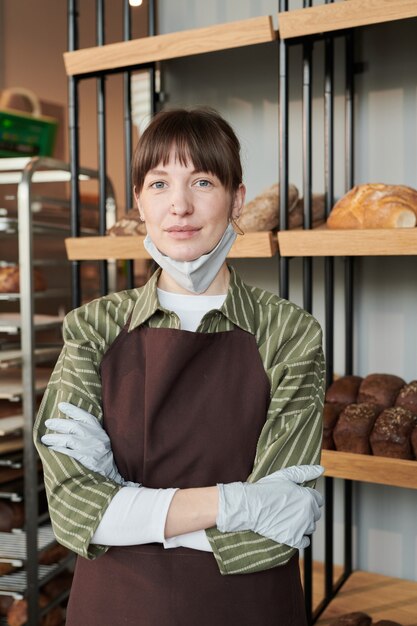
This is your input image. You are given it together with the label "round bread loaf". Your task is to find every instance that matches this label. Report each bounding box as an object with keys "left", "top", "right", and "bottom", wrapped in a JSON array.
[
  {"left": 0, "top": 501, "right": 25, "bottom": 532},
  {"left": 395, "top": 380, "right": 417, "bottom": 415},
  {"left": 333, "top": 403, "right": 380, "bottom": 454},
  {"left": 327, "top": 183, "right": 417, "bottom": 229},
  {"left": 236, "top": 183, "right": 299, "bottom": 232},
  {"left": 322, "top": 402, "right": 347, "bottom": 450},
  {"left": 7, "top": 594, "right": 63, "bottom": 626},
  {"left": 370, "top": 406, "right": 417, "bottom": 459},
  {"left": 374, "top": 621, "right": 403, "bottom": 626},
  {"left": 107, "top": 208, "right": 146, "bottom": 236},
  {"left": 330, "top": 612, "right": 372, "bottom": 626},
  {"left": 0, "top": 266, "right": 46, "bottom": 293},
  {"left": 38, "top": 542, "right": 70, "bottom": 565},
  {"left": 326, "top": 375, "right": 363, "bottom": 405},
  {"left": 358, "top": 373, "right": 405, "bottom": 411}
]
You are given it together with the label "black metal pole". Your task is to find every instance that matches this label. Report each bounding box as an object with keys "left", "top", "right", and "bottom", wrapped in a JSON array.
[
  {"left": 68, "top": 0, "right": 81, "bottom": 309},
  {"left": 279, "top": 0, "right": 289, "bottom": 300},
  {"left": 123, "top": 0, "right": 135, "bottom": 289},
  {"left": 324, "top": 2, "right": 335, "bottom": 605},
  {"left": 97, "top": 0, "right": 108, "bottom": 295},
  {"left": 302, "top": 21, "right": 313, "bottom": 314},
  {"left": 345, "top": 30, "right": 354, "bottom": 376}
]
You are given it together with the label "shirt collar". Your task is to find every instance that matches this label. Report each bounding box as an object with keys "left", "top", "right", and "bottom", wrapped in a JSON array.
[{"left": 128, "top": 265, "right": 256, "bottom": 335}]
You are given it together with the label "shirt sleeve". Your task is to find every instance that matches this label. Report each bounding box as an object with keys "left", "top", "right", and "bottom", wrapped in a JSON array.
[
  {"left": 33, "top": 303, "right": 125, "bottom": 559},
  {"left": 205, "top": 306, "right": 325, "bottom": 575}
]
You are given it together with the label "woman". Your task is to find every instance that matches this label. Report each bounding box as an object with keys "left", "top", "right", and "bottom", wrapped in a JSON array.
[{"left": 34, "top": 107, "right": 325, "bottom": 625}]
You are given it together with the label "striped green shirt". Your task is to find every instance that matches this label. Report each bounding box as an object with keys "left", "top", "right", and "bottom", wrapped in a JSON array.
[{"left": 34, "top": 266, "right": 325, "bottom": 575}]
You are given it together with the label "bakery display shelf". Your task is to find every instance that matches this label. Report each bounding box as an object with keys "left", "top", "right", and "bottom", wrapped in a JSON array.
[
  {"left": 0, "top": 347, "right": 61, "bottom": 369},
  {"left": 322, "top": 450, "right": 417, "bottom": 490},
  {"left": 0, "top": 314, "right": 63, "bottom": 334},
  {"left": 277, "top": 226, "right": 417, "bottom": 257},
  {"left": 0, "top": 439, "right": 23, "bottom": 456},
  {"left": 65, "top": 231, "right": 278, "bottom": 260},
  {"left": 0, "top": 288, "right": 70, "bottom": 302},
  {"left": 278, "top": 0, "right": 417, "bottom": 40},
  {"left": 0, "top": 417, "right": 23, "bottom": 437},
  {"left": 312, "top": 566, "right": 417, "bottom": 625},
  {"left": 0, "top": 217, "right": 96, "bottom": 237},
  {"left": 0, "top": 526, "right": 55, "bottom": 565},
  {"left": 64, "top": 15, "right": 276, "bottom": 76},
  {"left": 0, "top": 369, "right": 52, "bottom": 402},
  {"left": 0, "top": 564, "right": 59, "bottom": 599}
]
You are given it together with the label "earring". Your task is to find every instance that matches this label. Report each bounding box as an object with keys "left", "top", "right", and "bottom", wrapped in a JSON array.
[{"left": 231, "top": 217, "right": 244, "bottom": 235}]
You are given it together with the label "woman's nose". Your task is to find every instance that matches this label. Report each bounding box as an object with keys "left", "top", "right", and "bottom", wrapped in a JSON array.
[{"left": 169, "top": 189, "right": 193, "bottom": 216}]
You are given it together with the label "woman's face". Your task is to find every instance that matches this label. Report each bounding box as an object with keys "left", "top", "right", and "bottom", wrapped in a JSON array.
[{"left": 135, "top": 148, "right": 245, "bottom": 262}]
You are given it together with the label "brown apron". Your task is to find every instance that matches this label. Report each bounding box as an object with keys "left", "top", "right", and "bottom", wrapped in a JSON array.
[{"left": 66, "top": 324, "right": 307, "bottom": 626}]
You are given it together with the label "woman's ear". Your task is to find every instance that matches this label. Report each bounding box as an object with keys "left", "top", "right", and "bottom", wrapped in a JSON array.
[
  {"left": 231, "top": 184, "right": 246, "bottom": 219},
  {"left": 134, "top": 186, "right": 145, "bottom": 221}
]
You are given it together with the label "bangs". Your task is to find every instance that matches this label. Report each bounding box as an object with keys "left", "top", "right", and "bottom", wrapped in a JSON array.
[{"left": 132, "top": 108, "right": 242, "bottom": 194}]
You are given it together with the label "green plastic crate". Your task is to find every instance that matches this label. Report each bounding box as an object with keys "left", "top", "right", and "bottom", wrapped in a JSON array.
[{"left": 0, "top": 108, "right": 58, "bottom": 158}]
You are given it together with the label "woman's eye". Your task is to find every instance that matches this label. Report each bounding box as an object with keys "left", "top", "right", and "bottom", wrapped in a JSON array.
[
  {"left": 151, "top": 181, "right": 166, "bottom": 189},
  {"left": 195, "top": 179, "right": 212, "bottom": 188}
]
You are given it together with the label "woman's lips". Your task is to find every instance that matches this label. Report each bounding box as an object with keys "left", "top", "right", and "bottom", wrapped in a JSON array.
[{"left": 166, "top": 227, "right": 201, "bottom": 239}]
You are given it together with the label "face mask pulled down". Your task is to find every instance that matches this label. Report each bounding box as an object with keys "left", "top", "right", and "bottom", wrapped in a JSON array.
[{"left": 143, "top": 223, "right": 237, "bottom": 294}]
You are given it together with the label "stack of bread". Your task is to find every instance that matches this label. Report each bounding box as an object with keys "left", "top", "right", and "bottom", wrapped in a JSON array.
[
  {"left": 327, "top": 183, "right": 417, "bottom": 229},
  {"left": 323, "top": 374, "right": 417, "bottom": 459},
  {"left": 330, "top": 612, "right": 402, "bottom": 626}
]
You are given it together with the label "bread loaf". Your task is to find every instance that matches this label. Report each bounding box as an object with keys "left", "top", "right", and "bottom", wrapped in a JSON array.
[
  {"left": 7, "top": 594, "right": 63, "bottom": 626},
  {"left": 0, "top": 563, "right": 17, "bottom": 576},
  {"left": 333, "top": 403, "right": 380, "bottom": 454},
  {"left": 395, "top": 380, "right": 417, "bottom": 415},
  {"left": 326, "top": 375, "right": 363, "bottom": 405},
  {"left": 374, "top": 621, "right": 403, "bottom": 626},
  {"left": 39, "top": 542, "right": 70, "bottom": 565},
  {"left": 0, "top": 266, "right": 46, "bottom": 293},
  {"left": 327, "top": 183, "right": 417, "bottom": 229},
  {"left": 289, "top": 194, "right": 326, "bottom": 228},
  {"left": 410, "top": 425, "right": 417, "bottom": 459},
  {"left": 322, "top": 402, "right": 346, "bottom": 450},
  {"left": 0, "top": 595, "right": 13, "bottom": 617},
  {"left": 0, "top": 501, "right": 25, "bottom": 532},
  {"left": 370, "top": 406, "right": 417, "bottom": 459},
  {"left": 358, "top": 374, "right": 405, "bottom": 412},
  {"left": 107, "top": 208, "right": 147, "bottom": 236},
  {"left": 330, "top": 612, "right": 372, "bottom": 626},
  {"left": 236, "top": 183, "right": 299, "bottom": 232}
]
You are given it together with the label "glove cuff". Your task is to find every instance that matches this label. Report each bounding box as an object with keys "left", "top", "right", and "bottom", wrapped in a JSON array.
[{"left": 216, "top": 481, "right": 250, "bottom": 533}]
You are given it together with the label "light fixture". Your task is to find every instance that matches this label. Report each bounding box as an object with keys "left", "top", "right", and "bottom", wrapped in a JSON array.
[{"left": 129, "top": 0, "right": 143, "bottom": 6}]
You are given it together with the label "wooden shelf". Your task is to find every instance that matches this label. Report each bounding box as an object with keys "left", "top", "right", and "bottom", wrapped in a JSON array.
[
  {"left": 313, "top": 567, "right": 417, "bottom": 625},
  {"left": 278, "top": 0, "right": 417, "bottom": 40},
  {"left": 322, "top": 450, "right": 417, "bottom": 490},
  {"left": 65, "top": 232, "right": 278, "bottom": 261},
  {"left": 277, "top": 226, "right": 417, "bottom": 257},
  {"left": 64, "top": 15, "right": 276, "bottom": 77}
]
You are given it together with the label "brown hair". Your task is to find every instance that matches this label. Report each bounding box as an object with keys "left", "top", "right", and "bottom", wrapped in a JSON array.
[{"left": 132, "top": 107, "right": 243, "bottom": 194}]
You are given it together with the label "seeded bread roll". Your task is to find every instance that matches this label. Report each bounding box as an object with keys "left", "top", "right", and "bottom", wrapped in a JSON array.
[
  {"left": 395, "top": 380, "right": 417, "bottom": 415},
  {"left": 333, "top": 403, "right": 380, "bottom": 454},
  {"left": 370, "top": 406, "right": 417, "bottom": 459},
  {"left": 325, "top": 375, "right": 363, "bottom": 405},
  {"left": 322, "top": 402, "right": 346, "bottom": 450},
  {"left": 330, "top": 612, "right": 372, "bottom": 626},
  {"left": 235, "top": 183, "right": 299, "bottom": 232},
  {"left": 358, "top": 374, "right": 405, "bottom": 412},
  {"left": 410, "top": 425, "right": 417, "bottom": 459},
  {"left": 107, "top": 208, "right": 147, "bottom": 236},
  {"left": 327, "top": 183, "right": 417, "bottom": 229}
]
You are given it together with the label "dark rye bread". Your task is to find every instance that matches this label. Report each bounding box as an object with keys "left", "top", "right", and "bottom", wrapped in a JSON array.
[
  {"left": 370, "top": 406, "right": 417, "bottom": 459},
  {"left": 325, "top": 375, "right": 363, "bottom": 405},
  {"left": 395, "top": 380, "right": 417, "bottom": 415},
  {"left": 358, "top": 373, "right": 405, "bottom": 411},
  {"left": 333, "top": 403, "right": 380, "bottom": 454},
  {"left": 330, "top": 612, "right": 372, "bottom": 626},
  {"left": 322, "top": 402, "right": 347, "bottom": 450},
  {"left": 411, "top": 425, "right": 417, "bottom": 459}
]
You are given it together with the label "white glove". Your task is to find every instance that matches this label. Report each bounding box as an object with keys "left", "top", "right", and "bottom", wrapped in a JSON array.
[
  {"left": 216, "top": 465, "right": 324, "bottom": 549},
  {"left": 41, "top": 402, "right": 139, "bottom": 487}
]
